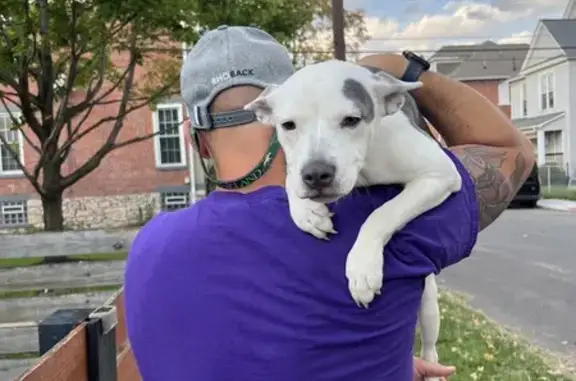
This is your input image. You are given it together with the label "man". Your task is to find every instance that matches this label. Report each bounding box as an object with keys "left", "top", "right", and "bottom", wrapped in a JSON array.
[{"left": 124, "top": 26, "right": 534, "bottom": 381}]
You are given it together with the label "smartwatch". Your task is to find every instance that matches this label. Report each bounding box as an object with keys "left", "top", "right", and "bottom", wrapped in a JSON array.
[{"left": 400, "top": 50, "right": 430, "bottom": 82}]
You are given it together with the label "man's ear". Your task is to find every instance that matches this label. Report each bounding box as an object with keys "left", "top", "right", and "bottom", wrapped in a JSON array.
[
  {"left": 371, "top": 71, "right": 423, "bottom": 116},
  {"left": 243, "top": 84, "right": 278, "bottom": 125},
  {"left": 196, "top": 131, "right": 211, "bottom": 159}
]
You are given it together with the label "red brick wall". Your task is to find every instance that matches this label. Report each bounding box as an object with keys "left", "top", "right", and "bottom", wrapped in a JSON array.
[
  {"left": 462, "top": 80, "right": 511, "bottom": 117},
  {"left": 0, "top": 50, "right": 188, "bottom": 199},
  {"left": 461, "top": 79, "right": 500, "bottom": 104}
]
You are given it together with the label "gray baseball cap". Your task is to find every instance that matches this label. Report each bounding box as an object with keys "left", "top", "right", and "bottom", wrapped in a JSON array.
[{"left": 181, "top": 25, "right": 294, "bottom": 130}]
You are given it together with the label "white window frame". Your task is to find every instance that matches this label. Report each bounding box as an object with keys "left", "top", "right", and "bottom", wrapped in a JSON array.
[
  {"left": 0, "top": 199, "right": 28, "bottom": 227},
  {"left": 539, "top": 71, "right": 555, "bottom": 111},
  {"left": 160, "top": 191, "right": 190, "bottom": 211},
  {"left": 152, "top": 103, "right": 186, "bottom": 169},
  {"left": 0, "top": 112, "right": 25, "bottom": 176}
]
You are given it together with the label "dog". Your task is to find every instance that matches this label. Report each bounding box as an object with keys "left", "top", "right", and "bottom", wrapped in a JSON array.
[{"left": 245, "top": 59, "right": 462, "bottom": 378}]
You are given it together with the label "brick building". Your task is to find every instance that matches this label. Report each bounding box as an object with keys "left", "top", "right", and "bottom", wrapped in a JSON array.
[
  {"left": 428, "top": 40, "right": 530, "bottom": 118},
  {"left": 0, "top": 46, "right": 206, "bottom": 231}
]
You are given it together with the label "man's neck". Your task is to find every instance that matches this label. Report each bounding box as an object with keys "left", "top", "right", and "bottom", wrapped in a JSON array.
[{"left": 214, "top": 150, "right": 286, "bottom": 193}]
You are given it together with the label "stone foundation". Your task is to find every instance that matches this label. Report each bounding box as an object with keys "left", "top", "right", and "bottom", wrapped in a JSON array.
[{"left": 27, "top": 193, "right": 161, "bottom": 231}]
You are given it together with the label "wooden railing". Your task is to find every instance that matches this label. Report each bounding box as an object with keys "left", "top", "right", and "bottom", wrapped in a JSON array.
[{"left": 14, "top": 288, "right": 140, "bottom": 381}]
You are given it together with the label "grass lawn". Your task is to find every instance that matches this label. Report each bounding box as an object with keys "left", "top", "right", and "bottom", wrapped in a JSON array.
[
  {"left": 541, "top": 186, "right": 576, "bottom": 201},
  {"left": 421, "top": 291, "right": 575, "bottom": 381},
  {"left": 0, "top": 284, "right": 122, "bottom": 300},
  {"left": 0, "top": 252, "right": 128, "bottom": 269}
]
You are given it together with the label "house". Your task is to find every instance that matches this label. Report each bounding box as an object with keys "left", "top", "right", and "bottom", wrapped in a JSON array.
[
  {"left": 507, "top": 0, "right": 576, "bottom": 181},
  {"left": 429, "top": 41, "right": 530, "bottom": 117},
  {"left": 0, "top": 44, "right": 207, "bottom": 231}
]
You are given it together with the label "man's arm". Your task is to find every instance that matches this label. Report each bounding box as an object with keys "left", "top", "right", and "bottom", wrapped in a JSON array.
[{"left": 359, "top": 54, "right": 535, "bottom": 230}]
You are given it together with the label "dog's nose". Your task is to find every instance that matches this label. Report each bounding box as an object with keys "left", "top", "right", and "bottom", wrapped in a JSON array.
[{"left": 301, "top": 161, "right": 336, "bottom": 190}]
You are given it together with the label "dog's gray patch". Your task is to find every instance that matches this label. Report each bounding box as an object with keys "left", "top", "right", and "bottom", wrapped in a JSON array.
[
  {"left": 401, "top": 93, "right": 435, "bottom": 140},
  {"left": 342, "top": 78, "right": 375, "bottom": 123}
]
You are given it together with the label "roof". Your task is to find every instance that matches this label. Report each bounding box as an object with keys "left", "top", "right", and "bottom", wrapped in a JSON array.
[
  {"left": 430, "top": 41, "right": 529, "bottom": 80},
  {"left": 562, "top": 0, "right": 575, "bottom": 18},
  {"left": 541, "top": 19, "right": 576, "bottom": 59},
  {"left": 430, "top": 43, "right": 483, "bottom": 61},
  {"left": 512, "top": 111, "right": 564, "bottom": 129}
]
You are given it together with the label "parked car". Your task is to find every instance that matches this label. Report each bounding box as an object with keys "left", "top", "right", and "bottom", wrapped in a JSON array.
[{"left": 512, "top": 163, "right": 540, "bottom": 207}]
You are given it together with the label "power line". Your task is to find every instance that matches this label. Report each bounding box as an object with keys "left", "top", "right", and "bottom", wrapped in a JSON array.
[
  {"left": 342, "top": 55, "right": 559, "bottom": 62},
  {"left": 367, "top": 36, "right": 532, "bottom": 41},
  {"left": 344, "top": 46, "right": 568, "bottom": 54},
  {"left": 160, "top": 45, "right": 571, "bottom": 55}
]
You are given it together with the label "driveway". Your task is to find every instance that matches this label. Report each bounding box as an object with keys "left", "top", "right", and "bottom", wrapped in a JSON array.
[{"left": 439, "top": 208, "right": 576, "bottom": 354}]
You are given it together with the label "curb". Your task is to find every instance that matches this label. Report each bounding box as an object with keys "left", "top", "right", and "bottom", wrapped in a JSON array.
[{"left": 537, "top": 201, "right": 576, "bottom": 213}]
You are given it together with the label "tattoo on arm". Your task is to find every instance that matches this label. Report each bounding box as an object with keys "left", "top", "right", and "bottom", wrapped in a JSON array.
[{"left": 451, "top": 145, "right": 529, "bottom": 230}]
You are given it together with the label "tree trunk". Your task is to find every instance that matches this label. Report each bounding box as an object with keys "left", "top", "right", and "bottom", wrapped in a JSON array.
[
  {"left": 41, "top": 150, "right": 65, "bottom": 231},
  {"left": 41, "top": 192, "right": 64, "bottom": 231}
]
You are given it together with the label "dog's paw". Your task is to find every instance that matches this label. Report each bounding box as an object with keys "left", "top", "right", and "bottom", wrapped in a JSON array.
[
  {"left": 421, "top": 349, "right": 441, "bottom": 381},
  {"left": 345, "top": 239, "right": 384, "bottom": 308},
  {"left": 290, "top": 200, "right": 337, "bottom": 240}
]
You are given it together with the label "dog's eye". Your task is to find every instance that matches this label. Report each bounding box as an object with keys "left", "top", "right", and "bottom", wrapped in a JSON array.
[
  {"left": 281, "top": 121, "right": 296, "bottom": 131},
  {"left": 341, "top": 116, "right": 362, "bottom": 128}
]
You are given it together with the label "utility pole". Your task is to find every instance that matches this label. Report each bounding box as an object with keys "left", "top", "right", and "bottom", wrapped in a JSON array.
[{"left": 331, "top": 0, "right": 346, "bottom": 60}]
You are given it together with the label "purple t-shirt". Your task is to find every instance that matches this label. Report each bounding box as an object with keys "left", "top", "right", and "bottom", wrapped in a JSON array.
[{"left": 125, "top": 150, "right": 478, "bottom": 381}]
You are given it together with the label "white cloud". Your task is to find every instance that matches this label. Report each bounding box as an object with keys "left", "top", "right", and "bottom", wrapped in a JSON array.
[
  {"left": 497, "top": 30, "right": 533, "bottom": 44},
  {"left": 356, "top": 0, "right": 564, "bottom": 57}
]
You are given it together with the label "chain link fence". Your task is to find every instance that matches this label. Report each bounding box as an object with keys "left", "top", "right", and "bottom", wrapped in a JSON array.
[{"left": 539, "top": 164, "right": 572, "bottom": 191}]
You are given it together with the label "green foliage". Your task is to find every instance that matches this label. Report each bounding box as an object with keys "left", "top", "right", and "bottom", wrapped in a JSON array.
[
  {"left": 288, "top": 0, "right": 369, "bottom": 67},
  {"left": 0, "top": 0, "right": 367, "bottom": 230}
]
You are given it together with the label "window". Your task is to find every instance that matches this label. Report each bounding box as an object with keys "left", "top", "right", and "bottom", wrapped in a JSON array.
[
  {"left": 0, "top": 114, "right": 23, "bottom": 175},
  {"left": 161, "top": 191, "right": 190, "bottom": 211},
  {"left": 544, "top": 130, "right": 562, "bottom": 153},
  {"left": 0, "top": 200, "right": 28, "bottom": 227},
  {"left": 153, "top": 104, "right": 186, "bottom": 168},
  {"left": 540, "top": 72, "right": 555, "bottom": 110},
  {"left": 544, "top": 130, "right": 563, "bottom": 164},
  {"left": 520, "top": 82, "right": 528, "bottom": 117}
]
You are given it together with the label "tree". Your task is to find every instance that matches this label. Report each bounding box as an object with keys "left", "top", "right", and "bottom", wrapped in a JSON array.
[
  {"left": 290, "top": 0, "right": 368, "bottom": 67},
  {"left": 0, "top": 0, "right": 366, "bottom": 231}
]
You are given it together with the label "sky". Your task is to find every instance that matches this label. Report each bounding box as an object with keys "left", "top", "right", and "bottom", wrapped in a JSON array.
[{"left": 345, "top": 0, "right": 571, "bottom": 57}]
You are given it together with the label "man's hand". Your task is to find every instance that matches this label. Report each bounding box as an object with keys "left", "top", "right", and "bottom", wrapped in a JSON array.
[{"left": 414, "top": 357, "right": 456, "bottom": 381}]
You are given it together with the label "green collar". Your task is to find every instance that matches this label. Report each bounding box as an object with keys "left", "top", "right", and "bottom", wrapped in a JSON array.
[{"left": 197, "top": 132, "right": 281, "bottom": 190}]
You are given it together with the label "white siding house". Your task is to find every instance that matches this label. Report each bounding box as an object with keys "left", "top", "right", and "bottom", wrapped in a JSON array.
[{"left": 508, "top": 16, "right": 576, "bottom": 183}]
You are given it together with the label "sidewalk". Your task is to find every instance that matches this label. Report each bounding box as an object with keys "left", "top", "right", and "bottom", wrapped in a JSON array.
[{"left": 537, "top": 198, "right": 576, "bottom": 213}]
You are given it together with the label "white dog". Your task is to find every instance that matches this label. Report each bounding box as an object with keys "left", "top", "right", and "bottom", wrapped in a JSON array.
[{"left": 245, "top": 59, "right": 462, "bottom": 378}]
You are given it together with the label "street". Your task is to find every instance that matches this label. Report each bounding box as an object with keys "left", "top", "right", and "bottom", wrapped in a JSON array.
[{"left": 439, "top": 207, "right": 576, "bottom": 355}]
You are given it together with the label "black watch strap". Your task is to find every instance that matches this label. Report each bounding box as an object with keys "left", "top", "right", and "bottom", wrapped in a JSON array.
[
  {"left": 400, "top": 60, "right": 424, "bottom": 82},
  {"left": 400, "top": 51, "right": 430, "bottom": 82}
]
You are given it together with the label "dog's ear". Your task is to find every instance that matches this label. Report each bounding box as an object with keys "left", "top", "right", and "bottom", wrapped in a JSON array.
[
  {"left": 244, "top": 84, "right": 279, "bottom": 125},
  {"left": 371, "top": 71, "right": 423, "bottom": 116}
]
